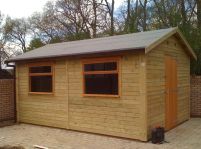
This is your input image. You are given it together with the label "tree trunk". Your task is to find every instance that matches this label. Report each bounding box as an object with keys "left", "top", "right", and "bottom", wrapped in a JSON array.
[
  {"left": 134, "top": 0, "right": 139, "bottom": 31},
  {"left": 111, "top": 0, "right": 114, "bottom": 35},
  {"left": 180, "top": 0, "right": 187, "bottom": 25},
  {"left": 92, "top": 0, "right": 97, "bottom": 38},
  {"left": 153, "top": 0, "right": 168, "bottom": 27},
  {"left": 141, "top": 0, "right": 147, "bottom": 31},
  {"left": 127, "top": 0, "right": 131, "bottom": 32},
  {"left": 104, "top": 0, "right": 115, "bottom": 35}
]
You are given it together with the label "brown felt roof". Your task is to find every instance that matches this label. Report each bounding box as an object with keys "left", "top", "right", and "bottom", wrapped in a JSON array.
[{"left": 6, "top": 27, "right": 196, "bottom": 62}]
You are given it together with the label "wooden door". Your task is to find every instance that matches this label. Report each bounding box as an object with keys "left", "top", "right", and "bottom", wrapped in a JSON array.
[{"left": 165, "top": 56, "right": 177, "bottom": 130}]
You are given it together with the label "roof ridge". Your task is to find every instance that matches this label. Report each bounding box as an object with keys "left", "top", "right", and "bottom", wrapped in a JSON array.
[{"left": 45, "top": 28, "right": 176, "bottom": 46}]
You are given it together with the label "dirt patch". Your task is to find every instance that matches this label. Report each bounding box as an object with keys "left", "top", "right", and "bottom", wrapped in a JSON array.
[{"left": 0, "top": 146, "right": 25, "bottom": 149}]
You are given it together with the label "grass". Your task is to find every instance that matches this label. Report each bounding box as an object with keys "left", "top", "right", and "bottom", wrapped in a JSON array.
[{"left": 0, "top": 146, "right": 25, "bottom": 149}]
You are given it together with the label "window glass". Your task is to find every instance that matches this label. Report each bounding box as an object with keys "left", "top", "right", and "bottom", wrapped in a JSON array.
[
  {"left": 30, "top": 76, "right": 52, "bottom": 92},
  {"left": 84, "top": 62, "right": 117, "bottom": 71},
  {"left": 29, "top": 65, "right": 53, "bottom": 93},
  {"left": 84, "top": 74, "right": 118, "bottom": 95}
]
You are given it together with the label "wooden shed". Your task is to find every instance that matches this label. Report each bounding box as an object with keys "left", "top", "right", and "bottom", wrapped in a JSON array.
[{"left": 6, "top": 28, "right": 196, "bottom": 141}]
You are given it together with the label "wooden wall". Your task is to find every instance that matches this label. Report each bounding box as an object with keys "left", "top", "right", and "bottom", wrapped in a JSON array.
[
  {"left": 16, "top": 60, "right": 69, "bottom": 129},
  {"left": 146, "top": 35, "right": 190, "bottom": 137},
  {"left": 16, "top": 52, "right": 148, "bottom": 141}
]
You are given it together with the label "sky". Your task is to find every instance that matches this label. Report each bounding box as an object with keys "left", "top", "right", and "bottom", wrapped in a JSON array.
[
  {"left": 0, "top": 0, "right": 124, "bottom": 18},
  {"left": 0, "top": 0, "right": 54, "bottom": 18}
]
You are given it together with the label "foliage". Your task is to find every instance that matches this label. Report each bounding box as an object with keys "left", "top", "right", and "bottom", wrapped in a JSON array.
[
  {"left": 3, "top": 17, "right": 28, "bottom": 53},
  {"left": 0, "top": 12, "right": 9, "bottom": 69},
  {"left": 27, "top": 38, "right": 45, "bottom": 51}
]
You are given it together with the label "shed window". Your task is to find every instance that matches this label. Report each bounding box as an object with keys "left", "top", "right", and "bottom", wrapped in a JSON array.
[
  {"left": 83, "top": 58, "right": 119, "bottom": 97},
  {"left": 29, "top": 63, "right": 53, "bottom": 94}
]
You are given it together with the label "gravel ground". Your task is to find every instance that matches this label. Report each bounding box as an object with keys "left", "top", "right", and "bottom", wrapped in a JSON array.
[{"left": 0, "top": 118, "right": 200, "bottom": 149}]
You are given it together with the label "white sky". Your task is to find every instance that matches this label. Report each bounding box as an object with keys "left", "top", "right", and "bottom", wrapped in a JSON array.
[
  {"left": 0, "top": 0, "right": 53, "bottom": 18},
  {"left": 0, "top": 0, "right": 124, "bottom": 18}
]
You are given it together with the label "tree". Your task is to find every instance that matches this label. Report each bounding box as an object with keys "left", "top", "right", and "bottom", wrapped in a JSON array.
[
  {"left": 180, "top": 0, "right": 187, "bottom": 25},
  {"left": 122, "top": 0, "right": 142, "bottom": 33},
  {"left": 27, "top": 38, "right": 45, "bottom": 51},
  {"left": 29, "top": 3, "right": 67, "bottom": 44},
  {"left": 91, "top": 0, "right": 98, "bottom": 37},
  {"left": 0, "top": 12, "right": 9, "bottom": 69},
  {"left": 104, "top": 0, "right": 115, "bottom": 35},
  {"left": 51, "top": 0, "right": 91, "bottom": 40},
  {"left": 197, "top": 0, "right": 201, "bottom": 30},
  {"left": 139, "top": 0, "right": 148, "bottom": 31},
  {"left": 0, "top": 0, "right": 201, "bottom": 74},
  {"left": 125, "top": 0, "right": 131, "bottom": 32},
  {"left": 3, "top": 17, "right": 28, "bottom": 53},
  {"left": 0, "top": 12, "right": 4, "bottom": 69},
  {"left": 55, "top": 0, "right": 110, "bottom": 38}
]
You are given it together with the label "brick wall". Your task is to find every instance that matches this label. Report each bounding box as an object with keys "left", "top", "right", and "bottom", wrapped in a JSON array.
[
  {"left": 190, "top": 76, "right": 201, "bottom": 117},
  {"left": 0, "top": 79, "right": 15, "bottom": 126}
]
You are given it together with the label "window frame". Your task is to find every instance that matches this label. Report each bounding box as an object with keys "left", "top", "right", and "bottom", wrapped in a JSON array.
[
  {"left": 82, "top": 57, "right": 121, "bottom": 98},
  {"left": 28, "top": 62, "right": 54, "bottom": 95}
]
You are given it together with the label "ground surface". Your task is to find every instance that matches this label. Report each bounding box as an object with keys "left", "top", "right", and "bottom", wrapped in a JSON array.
[{"left": 0, "top": 118, "right": 200, "bottom": 149}]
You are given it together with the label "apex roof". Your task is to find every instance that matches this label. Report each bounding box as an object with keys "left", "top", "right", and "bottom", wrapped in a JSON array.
[{"left": 7, "top": 27, "right": 196, "bottom": 62}]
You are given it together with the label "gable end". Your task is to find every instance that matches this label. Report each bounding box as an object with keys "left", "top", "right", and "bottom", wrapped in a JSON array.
[{"left": 145, "top": 28, "right": 197, "bottom": 60}]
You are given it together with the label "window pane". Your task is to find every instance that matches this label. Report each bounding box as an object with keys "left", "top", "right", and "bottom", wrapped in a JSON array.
[
  {"left": 85, "top": 74, "right": 118, "bottom": 95},
  {"left": 30, "top": 76, "right": 52, "bottom": 92},
  {"left": 30, "top": 66, "right": 51, "bottom": 73},
  {"left": 84, "top": 62, "right": 117, "bottom": 71}
]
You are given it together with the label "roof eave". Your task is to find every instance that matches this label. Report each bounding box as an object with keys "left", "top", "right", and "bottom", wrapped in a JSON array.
[{"left": 6, "top": 47, "right": 146, "bottom": 63}]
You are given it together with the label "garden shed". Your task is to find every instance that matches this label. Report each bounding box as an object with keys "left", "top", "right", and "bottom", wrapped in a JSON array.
[{"left": 6, "top": 28, "right": 196, "bottom": 141}]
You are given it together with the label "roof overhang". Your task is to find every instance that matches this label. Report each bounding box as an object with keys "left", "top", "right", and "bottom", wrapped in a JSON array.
[{"left": 5, "top": 47, "right": 145, "bottom": 63}]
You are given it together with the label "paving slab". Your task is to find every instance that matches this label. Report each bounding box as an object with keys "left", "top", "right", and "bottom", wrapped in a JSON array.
[{"left": 0, "top": 118, "right": 200, "bottom": 149}]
